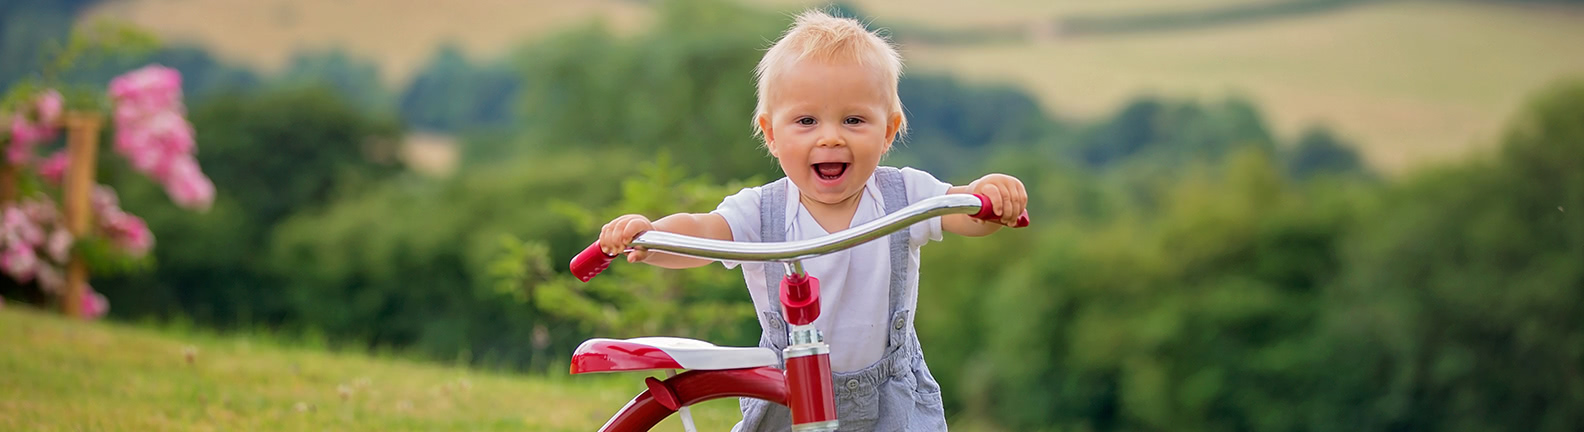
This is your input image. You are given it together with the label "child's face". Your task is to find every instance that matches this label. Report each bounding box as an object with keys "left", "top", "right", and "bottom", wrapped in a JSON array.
[{"left": 758, "top": 59, "right": 901, "bottom": 207}]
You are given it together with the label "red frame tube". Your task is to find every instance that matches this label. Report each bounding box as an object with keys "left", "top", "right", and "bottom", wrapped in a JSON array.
[
  {"left": 597, "top": 367, "right": 788, "bottom": 432},
  {"left": 785, "top": 352, "right": 837, "bottom": 425}
]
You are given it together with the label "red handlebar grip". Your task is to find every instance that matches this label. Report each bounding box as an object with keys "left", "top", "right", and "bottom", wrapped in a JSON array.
[
  {"left": 970, "top": 193, "right": 1030, "bottom": 228},
  {"left": 570, "top": 241, "right": 617, "bottom": 282}
]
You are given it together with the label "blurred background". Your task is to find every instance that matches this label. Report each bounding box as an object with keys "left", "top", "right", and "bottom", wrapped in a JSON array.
[{"left": 3, "top": 0, "right": 1583, "bottom": 430}]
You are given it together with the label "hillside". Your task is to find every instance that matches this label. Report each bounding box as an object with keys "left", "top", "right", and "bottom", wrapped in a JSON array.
[
  {"left": 77, "top": 0, "right": 1584, "bottom": 173},
  {"left": 903, "top": 0, "right": 1584, "bottom": 172},
  {"left": 0, "top": 305, "right": 744, "bottom": 431}
]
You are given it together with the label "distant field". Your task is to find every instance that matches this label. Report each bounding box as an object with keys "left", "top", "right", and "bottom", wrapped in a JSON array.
[
  {"left": 902, "top": 0, "right": 1584, "bottom": 172},
  {"left": 754, "top": 0, "right": 1280, "bottom": 27},
  {"left": 79, "top": 0, "right": 652, "bottom": 87},
  {"left": 0, "top": 305, "right": 745, "bottom": 431},
  {"left": 78, "top": 0, "right": 1584, "bottom": 173}
]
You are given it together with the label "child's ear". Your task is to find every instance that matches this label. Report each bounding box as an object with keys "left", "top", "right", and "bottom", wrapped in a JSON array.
[
  {"left": 758, "top": 114, "right": 780, "bottom": 157},
  {"left": 883, "top": 112, "right": 902, "bottom": 152}
]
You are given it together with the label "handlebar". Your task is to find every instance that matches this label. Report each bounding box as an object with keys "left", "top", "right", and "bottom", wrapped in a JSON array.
[{"left": 570, "top": 193, "right": 1028, "bottom": 282}]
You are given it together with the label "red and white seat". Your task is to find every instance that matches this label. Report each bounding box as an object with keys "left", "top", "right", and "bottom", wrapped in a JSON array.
[{"left": 570, "top": 337, "right": 780, "bottom": 374}]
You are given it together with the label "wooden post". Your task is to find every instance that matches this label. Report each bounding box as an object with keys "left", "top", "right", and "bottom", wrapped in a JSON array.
[
  {"left": 61, "top": 111, "right": 101, "bottom": 318},
  {"left": 0, "top": 163, "right": 16, "bottom": 204}
]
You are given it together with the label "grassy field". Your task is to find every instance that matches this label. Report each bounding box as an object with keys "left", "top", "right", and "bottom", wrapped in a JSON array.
[
  {"left": 0, "top": 305, "right": 746, "bottom": 431},
  {"left": 76, "top": 0, "right": 1584, "bottom": 174},
  {"left": 79, "top": 0, "right": 653, "bottom": 87}
]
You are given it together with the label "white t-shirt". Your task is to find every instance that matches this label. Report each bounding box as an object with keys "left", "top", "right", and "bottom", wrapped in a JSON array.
[{"left": 710, "top": 167, "right": 953, "bottom": 372}]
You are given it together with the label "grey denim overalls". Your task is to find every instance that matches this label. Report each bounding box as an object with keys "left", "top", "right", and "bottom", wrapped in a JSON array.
[{"left": 731, "top": 167, "right": 949, "bottom": 432}]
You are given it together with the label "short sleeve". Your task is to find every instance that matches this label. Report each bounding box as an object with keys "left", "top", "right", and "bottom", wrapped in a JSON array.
[
  {"left": 709, "top": 185, "right": 762, "bottom": 269},
  {"left": 899, "top": 167, "right": 953, "bottom": 246}
]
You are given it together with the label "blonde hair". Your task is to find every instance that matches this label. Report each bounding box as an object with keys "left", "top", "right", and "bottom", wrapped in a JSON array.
[{"left": 752, "top": 9, "right": 907, "bottom": 143}]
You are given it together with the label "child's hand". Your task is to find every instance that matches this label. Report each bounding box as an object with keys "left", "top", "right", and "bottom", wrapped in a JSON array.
[
  {"left": 968, "top": 174, "right": 1027, "bottom": 227},
  {"left": 600, "top": 214, "right": 654, "bottom": 263}
]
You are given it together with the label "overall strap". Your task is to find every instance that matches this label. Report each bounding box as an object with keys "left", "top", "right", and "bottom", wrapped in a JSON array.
[
  {"left": 759, "top": 178, "right": 790, "bottom": 350},
  {"left": 873, "top": 167, "right": 912, "bottom": 333},
  {"left": 758, "top": 169, "right": 911, "bottom": 350}
]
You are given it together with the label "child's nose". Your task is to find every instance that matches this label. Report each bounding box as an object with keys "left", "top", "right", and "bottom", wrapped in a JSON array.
[{"left": 815, "top": 126, "right": 845, "bottom": 147}]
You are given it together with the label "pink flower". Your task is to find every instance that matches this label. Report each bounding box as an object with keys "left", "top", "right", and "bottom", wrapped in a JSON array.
[
  {"left": 92, "top": 185, "right": 120, "bottom": 216},
  {"left": 114, "top": 119, "right": 163, "bottom": 176},
  {"left": 81, "top": 287, "right": 108, "bottom": 319},
  {"left": 109, "top": 65, "right": 183, "bottom": 124},
  {"left": 115, "top": 111, "right": 195, "bottom": 179},
  {"left": 8, "top": 114, "right": 54, "bottom": 164},
  {"left": 102, "top": 210, "right": 153, "bottom": 257},
  {"left": 35, "top": 264, "right": 62, "bottom": 294},
  {"left": 0, "top": 241, "right": 38, "bottom": 283},
  {"left": 21, "top": 198, "right": 59, "bottom": 226},
  {"left": 39, "top": 151, "right": 69, "bottom": 185},
  {"left": 146, "top": 111, "right": 195, "bottom": 158},
  {"left": 7, "top": 89, "right": 67, "bottom": 165},
  {"left": 2, "top": 207, "right": 45, "bottom": 246},
  {"left": 46, "top": 228, "right": 72, "bottom": 263},
  {"left": 107, "top": 65, "right": 214, "bottom": 213},
  {"left": 36, "top": 89, "right": 63, "bottom": 126},
  {"left": 162, "top": 156, "right": 214, "bottom": 212}
]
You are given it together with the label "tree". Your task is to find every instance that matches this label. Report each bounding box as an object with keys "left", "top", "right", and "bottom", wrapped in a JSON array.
[
  {"left": 1286, "top": 125, "right": 1366, "bottom": 180},
  {"left": 1328, "top": 77, "right": 1584, "bottom": 431}
]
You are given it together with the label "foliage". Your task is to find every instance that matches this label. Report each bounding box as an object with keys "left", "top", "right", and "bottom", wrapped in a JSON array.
[
  {"left": 277, "top": 49, "right": 394, "bottom": 115},
  {"left": 1317, "top": 78, "right": 1584, "bottom": 431},
  {"left": 912, "top": 78, "right": 1584, "bottom": 431},
  {"left": 399, "top": 44, "right": 521, "bottom": 133},
  {"left": 503, "top": 154, "right": 764, "bottom": 345},
  {"left": 265, "top": 149, "right": 628, "bottom": 370},
  {"left": 1071, "top": 95, "right": 1277, "bottom": 170},
  {"left": 506, "top": 0, "right": 786, "bottom": 182},
  {"left": 1285, "top": 125, "right": 1368, "bottom": 180},
  {"left": 92, "top": 85, "right": 401, "bottom": 325},
  {"left": 892, "top": 74, "right": 1061, "bottom": 179}
]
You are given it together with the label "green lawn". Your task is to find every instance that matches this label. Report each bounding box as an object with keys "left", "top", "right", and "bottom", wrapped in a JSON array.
[{"left": 0, "top": 305, "right": 745, "bottom": 431}]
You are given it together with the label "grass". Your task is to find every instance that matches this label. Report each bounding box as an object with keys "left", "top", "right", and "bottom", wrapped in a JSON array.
[{"left": 0, "top": 305, "right": 746, "bottom": 431}]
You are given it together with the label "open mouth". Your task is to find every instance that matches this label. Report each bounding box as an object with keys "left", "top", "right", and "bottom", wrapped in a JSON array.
[{"left": 813, "top": 163, "right": 849, "bottom": 182}]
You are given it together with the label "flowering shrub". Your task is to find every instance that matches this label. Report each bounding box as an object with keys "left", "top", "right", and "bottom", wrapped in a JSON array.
[
  {"left": 7, "top": 89, "right": 63, "bottom": 165},
  {"left": 0, "top": 64, "right": 212, "bottom": 317},
  {"left": 109, "top": 66, "right": 213, "bottom": 211}
]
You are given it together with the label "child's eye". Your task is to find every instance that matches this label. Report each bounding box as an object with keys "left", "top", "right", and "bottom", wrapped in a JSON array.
[
  {"left": 796, "top": 117, "right": 815, "bottom": 126},
  {"left": 844, "top": 117, "right": 864, "bottom": 125}
]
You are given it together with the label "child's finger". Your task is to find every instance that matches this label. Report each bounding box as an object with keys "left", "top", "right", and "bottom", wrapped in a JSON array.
[
  {"left": 983, "top": 184, "right": 1003, "bottom": 217},
  {"left": 628, "top": 248, "right": 649, "bottom": 263},
  {"left": 623, "top": 219, "right": 649, "bottom": 242},
  {"left": 1000, "top": 186, "right": 1015, "bottom": 225},
  {"left": 1006, "top": 182, "right": 1026, "bottom": 226},
  {"left": 991, "top": 183, "right": 1010, "bottom": 221},
  {"left": 599, "top": 221, "right": 617, "bottom": 255},
  {"left": 617, "top": 219, "right": 638, "bottom": 247}
]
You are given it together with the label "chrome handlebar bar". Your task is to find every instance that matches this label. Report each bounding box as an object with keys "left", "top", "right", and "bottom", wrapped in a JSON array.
[{"left": 570, "top": 193, "right": 1026, "bottom": 282}]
